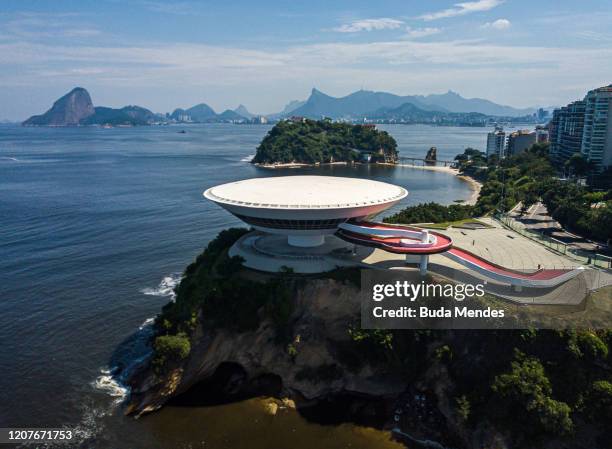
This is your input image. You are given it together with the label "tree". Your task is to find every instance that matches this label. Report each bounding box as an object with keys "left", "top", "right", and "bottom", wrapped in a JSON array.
[
  {"left": 492, "top": 353, "right": 573, "bottom": 435},
  {"left": 565, "top": 153, "right": 591, "bottom": 178}
]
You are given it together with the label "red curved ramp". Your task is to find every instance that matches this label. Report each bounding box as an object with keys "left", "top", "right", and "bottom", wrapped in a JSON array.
[
  {"left": 444, "top": 246, "right": 584, "bottom": 287},
  {"left": 336, "top": 221, "right": 453, "bottom": 254},
  {"left": 336, "top": 220, "right": 584, "bottom": 288}
]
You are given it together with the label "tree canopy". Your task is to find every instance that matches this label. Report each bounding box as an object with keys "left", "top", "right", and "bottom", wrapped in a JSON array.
[{"left": 252, "top": 119, "right": 398, "bottom": 164}]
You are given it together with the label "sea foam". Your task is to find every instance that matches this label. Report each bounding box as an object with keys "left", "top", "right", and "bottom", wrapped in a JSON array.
[
  {"left": 92, "top": 368, "right": 128, "bottom": 404},
  {"left": 140, "top": 273, "right": 181, "bottom": 300}
]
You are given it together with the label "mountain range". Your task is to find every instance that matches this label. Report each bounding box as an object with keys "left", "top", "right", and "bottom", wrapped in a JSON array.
[
  {"left": 169, "top": 103, "right": 252, "bottom": 123},
  {"left": 22, "top": 87, "right": 537, "bottom": 126},
  {"left": 287, "top": 88, "right": 535, "bottom": 119}
]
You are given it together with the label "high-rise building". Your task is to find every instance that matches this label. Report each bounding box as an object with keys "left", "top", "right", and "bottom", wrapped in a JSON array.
[
  {"left": 507, "top": 130, "right": 536, "bottom": 156},
  {"left": 580, "top": 85, "right": 612, "bottom": 171},
  {"left": 536, "top": 108, "right": 549, "bottom": 122},
  {"left": 535, "top": 125, "right": 549, "bottom": 143},
  {"left": 486, "top": 126, "right": 506, "bottom": 159},
  {"left": 549, "top": 100, "right": 585, "bottom": 165}
]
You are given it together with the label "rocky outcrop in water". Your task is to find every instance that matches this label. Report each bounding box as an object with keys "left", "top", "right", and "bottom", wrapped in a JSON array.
[{"left": 425, "top": 146, "right": 437, "bottom": 164}]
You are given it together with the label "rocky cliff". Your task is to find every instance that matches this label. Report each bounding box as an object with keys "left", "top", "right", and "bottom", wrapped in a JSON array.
[
  {"left": 121, "top": 230, "right": 612, "bottom": 449},
  {"left": 126, "top": 278, "right": 405, "bottom": 412},
  {"left": 23, "top": 87, "right": 94, "bottom": 126}
]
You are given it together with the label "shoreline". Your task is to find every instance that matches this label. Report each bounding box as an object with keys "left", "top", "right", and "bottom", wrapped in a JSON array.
[
  {"left": 393, "top": 163, "right": 482, "bottom": 205},
  {"left": 253, "top": 161, "right": 350, "bottom": 169},
  {"left": 254, "top": 161, "right": 483, "bottom": 206},
  {"left": 457, "top": 174, "right": 482, "bottom": 205}
]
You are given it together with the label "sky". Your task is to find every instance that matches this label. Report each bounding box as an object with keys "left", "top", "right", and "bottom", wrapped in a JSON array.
[{"left": 1, "top": 0, "right": 611, "bottom": 120}]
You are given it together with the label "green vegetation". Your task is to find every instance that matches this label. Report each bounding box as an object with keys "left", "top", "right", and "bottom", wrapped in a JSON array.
[
  {"left": 252, "top": 119, "right": 398, "bottom": 164},
  {"left": 417, "top": 218, "right": 490, "bottom": 230},
  {"left": 455, "top": 395, "right": 471, "bottom": 423},
  {"left": 540, "top": 179, "right": 612, "bottom": 242},
  {"left": 340, "top": 326, "right": 612, "bottom": 446},
  {"left": 383, "top": 202, "right": 475, "bottom": 226},
  {"left": 151, "top": 228, "right": 298, "bottom": 374},
  {"left": 388, "top": 143, "right": 611, "bottom": 242},
  {"left": 152, "top": 333, "right": 191, "bottom": 375},
  {"left": 459, "top": 143, "right": 611, "bottom": 241},
  {"left": 492, "top": 352, "right": 573, "bottom": 435}
]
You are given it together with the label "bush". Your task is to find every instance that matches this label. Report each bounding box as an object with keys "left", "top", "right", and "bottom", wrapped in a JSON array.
[
  {"left": 152, "top": 333, "right": 191, "bottom": 374},
  {"left": 588, "top": 380, "right": 612, "bottom": 420},
  {"left": 384, "top": 202, "right": 474, "bottom": 224},
  {"left": 567, "top": 331, "right": 609, "bottom": 360},
  {"left": 455, "top": 395, "right": 471, "bottom": 423}
]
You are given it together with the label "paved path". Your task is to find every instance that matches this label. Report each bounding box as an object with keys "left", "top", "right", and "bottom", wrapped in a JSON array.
[
  {"left": 432, "top": 217, "right": 579, "bottom": 270},
  {"left": 510, "top": 202, "right": 609, "bottom": 255}
]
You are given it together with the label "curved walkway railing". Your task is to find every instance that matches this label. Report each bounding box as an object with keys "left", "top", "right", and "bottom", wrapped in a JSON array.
[{"left": 337, "top": 220, "right": 585, "bottom": 288}]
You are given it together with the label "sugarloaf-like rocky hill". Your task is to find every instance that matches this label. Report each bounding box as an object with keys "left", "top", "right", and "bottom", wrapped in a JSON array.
[{"left": 23, "top": 87, "right": 158, "bottom": 127}]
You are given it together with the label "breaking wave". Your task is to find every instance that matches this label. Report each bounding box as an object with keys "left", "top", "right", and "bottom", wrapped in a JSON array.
[
  {"left": 241, "top": 154, "right": 255, "bottom": 162},
  {"left": 140, "top": 273, "right": 181, "bottom": 299},
  {"left": 92, "top": 368, "right": 129, "bottom": 404},
  {"left": 92, "top": 315, "right": 156, "bottom": 403}
]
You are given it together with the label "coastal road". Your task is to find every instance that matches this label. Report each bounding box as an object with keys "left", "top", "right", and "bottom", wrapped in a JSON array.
[{"left": 510, "top": 202, "right": 609, "bottom": 256}]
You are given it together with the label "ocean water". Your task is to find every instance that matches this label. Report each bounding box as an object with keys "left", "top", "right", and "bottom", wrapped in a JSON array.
[{"left": 0, "top": 123, "right": 487, "bottom": 448}]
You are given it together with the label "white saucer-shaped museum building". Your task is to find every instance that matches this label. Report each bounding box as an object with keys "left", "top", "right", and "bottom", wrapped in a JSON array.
[{"left": 204, "top": 176, "right": 407, "bottom": 247}]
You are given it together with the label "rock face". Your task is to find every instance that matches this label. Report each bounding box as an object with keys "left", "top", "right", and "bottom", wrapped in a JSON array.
[
  {"left": 125, "top": 278, "right": 407, "bottom": 415},
  {"left": 425, "top": 146, "right": 437, "bottom": 164},
  {"left": 23, "top": 87, "right": 94, "bottom": 126}
]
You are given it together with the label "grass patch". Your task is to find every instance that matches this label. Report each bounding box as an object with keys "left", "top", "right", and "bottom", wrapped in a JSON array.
[{"left": 412, "top": 218, "right": 492, "bottom": 230}]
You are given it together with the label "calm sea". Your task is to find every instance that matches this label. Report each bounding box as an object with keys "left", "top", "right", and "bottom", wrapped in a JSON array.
[{"left": 0, "top": 123, "right": 488, "bottom": 448}]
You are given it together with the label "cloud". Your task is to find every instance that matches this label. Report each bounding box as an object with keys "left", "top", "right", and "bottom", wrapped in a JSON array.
[
  {"left": 139, "top": 1, "right": 199, "bottom": 15},
  {"left": 333, "top": 18, "right": 404, "bottom": 33},
  {"left": 0, "top": 12, "right": 101, "bottom": 40},
  {"left": 573, "top": 30, "right": 612, "bottom": 42},
  {"left": 419, "top": 0, "right": 504, "bottom": 21},
  {"left": 1, "top": 27, "right": 611, "bottom": 115},
  {"left": 405, "top": 27, "right": 441, "bottom": 38},
  {"left": 482, "top": 18, "right": 511, "bottom": 30}
]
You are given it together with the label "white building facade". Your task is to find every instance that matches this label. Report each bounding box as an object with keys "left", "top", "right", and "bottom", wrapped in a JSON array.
[{"left": 486, "top": 127, "right": 506, "bottom": 159}]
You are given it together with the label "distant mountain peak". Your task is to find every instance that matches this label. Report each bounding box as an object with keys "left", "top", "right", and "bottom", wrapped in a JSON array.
[
  {"left": 23, "top": 87, "right": 95, "bottom": 126},
  {"left": 234, "top": 104, "right": 253, "bottom": 118},
  {"left": 310, "top": 87, "right": 330, "bottom": 97},
  {"left": 283, "top": 87, "right": 534, "bottom": 119}
]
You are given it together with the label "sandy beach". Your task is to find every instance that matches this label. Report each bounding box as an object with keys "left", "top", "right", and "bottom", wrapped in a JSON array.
[
  {"left": 254, "top": 161, "right": 349, "bottom": 169},
  {"left": 457, "top": 174, "right": 482, "bottom": 205},
  {"left": 393, "top": 162, "right": 459, "bottom": 174},
  {"left": 393, "top": 163, "right": 482, "bottom": 205},
  {"left": 254, "top": 161, "right": 483, "bottom": 205}
]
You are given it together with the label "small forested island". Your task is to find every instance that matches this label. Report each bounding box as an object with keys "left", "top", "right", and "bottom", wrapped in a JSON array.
[{"left": 251, "top": 119, "right": 398, "bottom": 165}]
